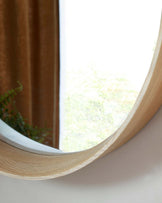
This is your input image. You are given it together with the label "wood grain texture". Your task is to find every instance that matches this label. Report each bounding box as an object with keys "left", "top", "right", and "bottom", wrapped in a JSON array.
[{"left": 0, "top": 18, "right": 162, "bottom": 180}]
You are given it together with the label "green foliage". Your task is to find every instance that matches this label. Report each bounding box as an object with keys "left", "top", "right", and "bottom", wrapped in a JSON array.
[
  {"left": 0, "top": 82, "right": 50, "bottom": 143},
  {"left": 61, "top": 67, "right": 138, "bottom": 152}
]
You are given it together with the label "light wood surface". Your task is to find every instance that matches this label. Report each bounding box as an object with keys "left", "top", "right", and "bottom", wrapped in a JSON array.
[{"left": 0, "top": 19, "right": 162, "bottom": 180}]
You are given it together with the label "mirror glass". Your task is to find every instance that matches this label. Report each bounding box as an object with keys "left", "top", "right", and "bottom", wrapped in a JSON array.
[
  {"left": 0, "top": 0, "right": 161, "bottom": 154},
  {"left": 59, "top": 0, "right": 161, "bottom": 152}
]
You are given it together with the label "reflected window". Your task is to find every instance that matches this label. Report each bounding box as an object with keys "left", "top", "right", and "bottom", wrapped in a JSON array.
[{"left": 59, "top": 0, "right": 161, "bottom": 152}]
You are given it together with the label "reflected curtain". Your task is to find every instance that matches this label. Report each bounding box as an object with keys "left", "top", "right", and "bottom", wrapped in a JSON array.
[{"left": 0, "top": 0, "right": 60, "bottom": 147}]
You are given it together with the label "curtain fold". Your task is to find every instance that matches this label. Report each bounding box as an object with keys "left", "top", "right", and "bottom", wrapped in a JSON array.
[{"left": 0, "top": 0, "right": 60, "bottom": 147}]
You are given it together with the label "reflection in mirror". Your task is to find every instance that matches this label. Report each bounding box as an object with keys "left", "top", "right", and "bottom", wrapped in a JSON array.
[
  {"left": 59, "top": 0, "right": 161, "bottom": 152},
  {"left": 0, "top": 0, "right": 161, "bottom": 154}
]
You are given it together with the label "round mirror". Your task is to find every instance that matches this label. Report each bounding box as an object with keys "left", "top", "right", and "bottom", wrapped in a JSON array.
[{"left": 0, "top": 0, "right": 161, "bottom": 180}]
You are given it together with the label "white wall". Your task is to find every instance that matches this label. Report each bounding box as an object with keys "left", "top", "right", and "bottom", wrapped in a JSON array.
[{"left": 0, "top": 108, "right": 162, "bottom": 203}]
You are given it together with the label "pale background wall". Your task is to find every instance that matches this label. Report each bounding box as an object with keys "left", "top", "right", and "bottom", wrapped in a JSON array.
[{"left": 0, "top": 107, "right": 162, "bottom": 203}]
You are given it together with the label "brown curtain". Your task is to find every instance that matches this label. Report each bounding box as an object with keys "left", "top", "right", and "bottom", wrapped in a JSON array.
[{"left": 0, "top": 0, "right": 60, "bottom": 148}]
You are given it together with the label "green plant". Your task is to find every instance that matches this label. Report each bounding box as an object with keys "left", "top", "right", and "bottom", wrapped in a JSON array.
[{"left": 0, "top": 82, "right": 51, "bottom": 144}]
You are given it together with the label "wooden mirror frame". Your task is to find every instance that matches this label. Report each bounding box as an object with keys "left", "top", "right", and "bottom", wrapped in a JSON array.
[{"left": 0, "top": 18, "right": 162, "bottom": 180}]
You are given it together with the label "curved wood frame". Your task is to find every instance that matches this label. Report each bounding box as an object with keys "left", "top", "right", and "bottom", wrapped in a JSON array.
[{"left": 0, "top": 18, "right": 162, "bottom": 180}]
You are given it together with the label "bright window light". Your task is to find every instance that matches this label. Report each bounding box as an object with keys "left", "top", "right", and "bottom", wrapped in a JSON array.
[{"left": 59, "top": 0, "right": 161, "bottom": 152}]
